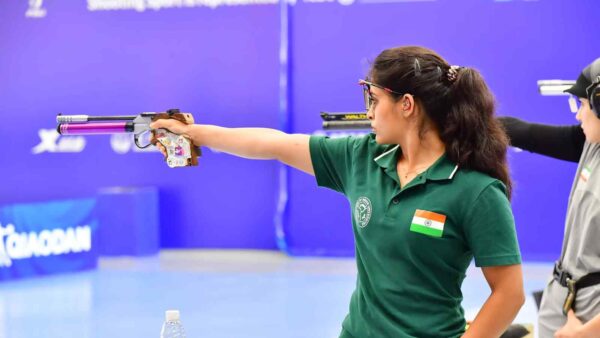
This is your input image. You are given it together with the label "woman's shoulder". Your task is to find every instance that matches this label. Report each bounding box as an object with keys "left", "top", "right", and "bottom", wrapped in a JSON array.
[{"left": 452, "top": 168, "right": 508, "bottom": 198}]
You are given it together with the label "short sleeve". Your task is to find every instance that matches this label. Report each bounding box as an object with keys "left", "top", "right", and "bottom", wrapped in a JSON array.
[
  {"left": 309, "top": 136, "right": 355, "bottom": 194},
  {"left": 463, "top": 180, "right": 522, "bottom": 267}
]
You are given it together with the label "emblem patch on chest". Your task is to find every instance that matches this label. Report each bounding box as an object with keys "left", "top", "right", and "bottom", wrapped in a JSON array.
[
  {"left": 580, "top": 166, "right": 592, "bottom": 183},
  {"left": 410, "top": 209, "right": 446, "bottom": 237},
  {"left": 354, "top": 197, "right": 372, "bottom": 228}
]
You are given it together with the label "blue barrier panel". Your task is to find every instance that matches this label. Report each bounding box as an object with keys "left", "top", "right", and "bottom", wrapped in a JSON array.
[
  {"left": 0, "top": 199, "right": 98, "bottom": 281},
  {"left": 96, "top": 187, "right": 159, "bottom": 256}
]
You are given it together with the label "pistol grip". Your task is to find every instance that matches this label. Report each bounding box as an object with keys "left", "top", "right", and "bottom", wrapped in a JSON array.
[{"left": 151, "top": 111, "right": 201, "bottom": 167}]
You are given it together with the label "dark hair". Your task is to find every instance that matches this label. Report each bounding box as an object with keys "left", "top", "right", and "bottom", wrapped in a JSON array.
[{"left": 369, "top": 46, "right": 512, "bottom": 198}]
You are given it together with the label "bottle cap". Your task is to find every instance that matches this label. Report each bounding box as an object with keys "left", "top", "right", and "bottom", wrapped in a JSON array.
[{"left": 165, "top": 310, "right": 180, "bottom": 322}]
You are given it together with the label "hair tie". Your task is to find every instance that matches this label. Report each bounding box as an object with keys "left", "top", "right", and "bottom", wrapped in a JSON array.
[{"left": 447, "top": 65, "right": 461, "bottom": 82}]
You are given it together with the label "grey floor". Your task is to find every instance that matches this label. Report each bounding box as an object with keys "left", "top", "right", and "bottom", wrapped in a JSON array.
[{"left": 0, "top": 250, "right": 550, "bottom": 338}]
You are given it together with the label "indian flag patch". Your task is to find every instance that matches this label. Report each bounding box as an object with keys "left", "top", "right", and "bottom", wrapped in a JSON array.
[
  {"left": 410, "top": 209, "right": 446, "bottom": 238},
  {"left": 580, "top": 166, "right": 591, "bottom": 183}
]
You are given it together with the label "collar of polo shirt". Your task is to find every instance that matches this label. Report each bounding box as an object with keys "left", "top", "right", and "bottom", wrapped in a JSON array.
[{"left": 373, "top": 145, "right": 459, "bottom": 181}]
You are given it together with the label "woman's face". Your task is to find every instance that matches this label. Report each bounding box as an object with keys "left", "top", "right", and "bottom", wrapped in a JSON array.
[
  {"left": 575, "top": 98, "right": 600, "bottom": 143},
  {"left": 366, "top": 86, "right": 407, "bottom": 144}
]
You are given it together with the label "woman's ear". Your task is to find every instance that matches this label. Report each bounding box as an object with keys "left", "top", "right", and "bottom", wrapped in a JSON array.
[{"left": 401, "top": 94, "right": 416, "bottom": 118}]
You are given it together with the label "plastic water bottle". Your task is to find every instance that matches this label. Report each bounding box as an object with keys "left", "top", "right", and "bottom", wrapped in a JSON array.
[{"left": 160, "top": 310, "right": 186, "bottom": 338}]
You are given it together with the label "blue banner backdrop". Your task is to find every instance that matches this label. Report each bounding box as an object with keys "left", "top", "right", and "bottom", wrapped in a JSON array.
[
  {"left": 0, "top": 0, "right": 598, "bottom": 261},
  {"left": 0, "top": 199, "right": 98, "bottom": 281}
]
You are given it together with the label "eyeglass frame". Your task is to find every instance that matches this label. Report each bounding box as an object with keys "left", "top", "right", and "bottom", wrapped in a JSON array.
[{"left": 358, "top": 79, "right": 408, "bottom": 112}]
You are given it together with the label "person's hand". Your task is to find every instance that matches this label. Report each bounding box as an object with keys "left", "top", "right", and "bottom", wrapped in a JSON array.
[
  {"left": 555, "top": 310, "right": 584, "bottom": 338},
  {"left": 150, "top": 118, "right": 191, "bottom": 137},
  {"left": 149, "top": 119, "right": 194, "bottom": 158}
]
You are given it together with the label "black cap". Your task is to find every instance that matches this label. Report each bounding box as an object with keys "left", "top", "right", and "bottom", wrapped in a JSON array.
[
  {"left": 564, "top": 72, "right": 591, "bottom": 98},
  {"left": 565, "top": 58, "right": 600, "bottom": 98}
]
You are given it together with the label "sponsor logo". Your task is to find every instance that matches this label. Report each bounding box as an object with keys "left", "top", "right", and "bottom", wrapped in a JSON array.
[
  {"left": 32, "top": 129, "right": 86, "bottom": 154},
  {"left": 0, "top": 223, "right": 92, "bottom": 268},
  {"left": 87, "top": 0, "right": 277, "bottom": 11}
]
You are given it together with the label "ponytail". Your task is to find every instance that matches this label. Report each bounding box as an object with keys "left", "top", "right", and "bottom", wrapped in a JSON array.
[{"left": 444, "top": 67, "right": 512, "bottom": 198}]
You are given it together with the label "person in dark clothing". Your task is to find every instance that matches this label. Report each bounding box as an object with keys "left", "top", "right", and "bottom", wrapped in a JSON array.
[{"left": 499, "top": 57, "right": 600, "bottom": 338}]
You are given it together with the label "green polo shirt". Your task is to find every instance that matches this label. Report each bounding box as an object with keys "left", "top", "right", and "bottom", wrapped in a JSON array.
[{"left": 309, "top": 134, "right": 521, "bottom": 338}]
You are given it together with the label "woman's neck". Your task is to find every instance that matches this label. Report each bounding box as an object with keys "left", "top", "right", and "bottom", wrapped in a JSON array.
[{"left": 397, "top": 128, "right": 446, "bottom": 170}]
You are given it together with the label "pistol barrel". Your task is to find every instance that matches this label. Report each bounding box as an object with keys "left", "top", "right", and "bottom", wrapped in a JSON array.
[
  {"left": 57, "top": 122, "right": 134, "bottom": 135},
  {"left": 56, "top": 115, "right": 137, "bottom": 123},
  {"left": 537, "top": 80, "right": 576, "bottom": 96},
  {"left": 322, "top": 120, "right": 371, "bottom": 130}
]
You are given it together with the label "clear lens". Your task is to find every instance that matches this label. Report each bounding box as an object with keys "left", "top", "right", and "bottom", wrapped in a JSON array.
[
  {"left": 568, "top": 95, "right": 580, "bottom": 114},
  {"left": 362, "top": 84, "right": 372, "bottom": 111}
]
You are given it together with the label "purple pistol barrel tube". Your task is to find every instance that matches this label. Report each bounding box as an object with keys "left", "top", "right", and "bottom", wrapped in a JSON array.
[{"left": 59, "top": 122, "right": 130, "bottom": 135}]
